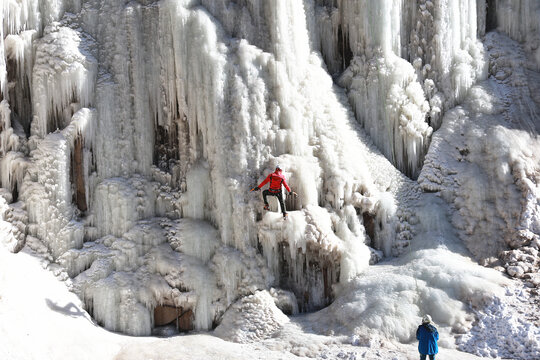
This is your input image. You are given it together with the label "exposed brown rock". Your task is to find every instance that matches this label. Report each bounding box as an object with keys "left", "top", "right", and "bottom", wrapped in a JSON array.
[
  {"left": 71, "top": 134, "right": 87, "bottom": 212},
  {"left": 153, "top": 306, "right": 194, "bottom": 332},
  {"left": 362, "top": 212, "right": 376, "bottom": 243},
  {"left": 154, "top": 305, "right": 179, "bottom": 326},
  {"left": 178, "top": 309, "right": 194, "bottom": 332}
]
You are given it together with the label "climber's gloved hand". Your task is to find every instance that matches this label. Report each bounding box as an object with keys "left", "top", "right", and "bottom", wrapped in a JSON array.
[
  {"left": 289, "top": 191, "right": 297, "bottom": 197},
  {"left": 251, "top": 187, "right": 260, "bottom": 191}
]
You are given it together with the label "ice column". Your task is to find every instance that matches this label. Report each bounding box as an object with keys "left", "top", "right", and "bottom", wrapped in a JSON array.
[
  {"left": 494, "top": 0, "right": 540, "bottom": 69},
  {"left": 409, "top": 0, "right": 487, "bottom": 126},
  {"left": 0, "top": 100, "right": 26, "bottom": 194},
  {"left": 21, "top": 131, "right": 84, "bottom": 258},
  {"left": 4, "top": 30, "right": 37, "bottom": 133},
  {"left": 31, "top": 24, "right": 97, "bottom": 137},
  {"left": 314, "top": 0, "right": 431, "bottom": 178}
]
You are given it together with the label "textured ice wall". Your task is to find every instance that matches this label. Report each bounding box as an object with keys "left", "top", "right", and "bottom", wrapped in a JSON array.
[
  {"left": 31, "top": 24, "right": 97, "bottom": 137},
  {"left": 0, "top": 0, "right": 82, "bottom": 100},
  {"left": 58, "top": 217, "right": 261, "bottom": 335},
  {"left": 494, "top": 0, "right": 540, "bottom": 69},
  {"left": 311, "top": 0, "right": 488, "bottom": 178},
  {"left": 20, "top": 108, "right": 95, "bottom": 258},
  {"left": 149, "top": 0, "right": 403, "bottom": 312},
  {"left": 1, "top": 0, "right": 403, "bottom": 335},
  {"left": 0, "top": 187, "right": 27, "bottom": 253}
]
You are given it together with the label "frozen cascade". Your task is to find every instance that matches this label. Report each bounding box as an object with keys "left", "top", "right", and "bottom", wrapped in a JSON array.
[
  {"left": 312, "top": 0, "right": 488, "bottom": 177},
  {"left": 31, "top": 23, "right": 97, "bottom": 137},
  {"left": 1, "top": 1, "right": 540, "bottom": 358},
  {"left": 19, "top": 108, "right": 96, "bottom": 258},
  {"left": 494, "top": 0, "right": 540, "bottom": 69},
  {"left": 0, "top": 0, "right": 82, "bottom": 101}
]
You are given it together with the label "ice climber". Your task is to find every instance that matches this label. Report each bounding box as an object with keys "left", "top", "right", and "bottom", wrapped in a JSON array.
[
  {"left": 251, "top": 165, "right": 295, "bottom": 219},
  {"left": 416, "top": 315, "right": 439, "bottom": 360}
]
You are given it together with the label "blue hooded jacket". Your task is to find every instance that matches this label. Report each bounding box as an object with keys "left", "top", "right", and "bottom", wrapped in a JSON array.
[{"left": 416, "top": 323, "right": 439, "bottom": 355}]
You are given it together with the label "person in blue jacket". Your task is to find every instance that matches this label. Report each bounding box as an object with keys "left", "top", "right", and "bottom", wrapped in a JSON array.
[{"left": 416, "top": 315, "right": 439, "bottom": 360}]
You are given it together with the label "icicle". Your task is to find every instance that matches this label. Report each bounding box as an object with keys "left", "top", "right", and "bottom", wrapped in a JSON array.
[
  {"left": 0, "top": 101, "right": 16, "bottom": 157},
  {"left": 20, "top": 130, "right": 84, "bottom": 258},
  {"left": 31, "top": 24, "right": 97, "bottom": 137},
  {"left": 495, "top": 0, "right": 540, "bottom": 69},
  {"left": 91, "top": 177, "right": 158, "bottom": 238}
]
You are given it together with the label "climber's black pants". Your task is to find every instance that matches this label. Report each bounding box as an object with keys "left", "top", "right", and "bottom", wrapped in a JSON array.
[{"left": 263, "top": 190, "right": 286, "bottom": 215}]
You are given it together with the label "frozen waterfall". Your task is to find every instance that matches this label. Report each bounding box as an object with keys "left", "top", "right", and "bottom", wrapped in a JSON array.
[{"left": 1, "top": 1, "right": 540, "bottom": 359}]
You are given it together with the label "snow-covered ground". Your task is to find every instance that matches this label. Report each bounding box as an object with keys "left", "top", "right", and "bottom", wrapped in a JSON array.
[{"left": 1, "top": 243, "right": 495, "bottom": 360}]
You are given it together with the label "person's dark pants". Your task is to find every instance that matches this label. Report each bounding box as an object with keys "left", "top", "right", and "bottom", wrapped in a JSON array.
[
  {"left": 420, "top": 354, "right": 435, "bottom": 360},
  {"left": 263, "top": 190, "right": 286, "bottom": 215}
]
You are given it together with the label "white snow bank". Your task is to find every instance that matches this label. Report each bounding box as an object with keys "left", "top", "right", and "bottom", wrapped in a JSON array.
[
  {"left": 0, "top": 245, "right": 124, "bottom": 360},
  {"left": 317, "top": 247, "right": 507, "bottom": 342},
  {"left": 1, "top": 241, "right": 493, "bottom": 360},
  {"left": 214, "top": 290, "right": 289, "bottom": 343},
  {"left": 0, "top": 243, "right": 301, "bottom": 360}
]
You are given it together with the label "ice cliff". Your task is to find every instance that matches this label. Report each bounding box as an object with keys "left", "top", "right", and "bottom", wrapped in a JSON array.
[{"left": 1, "top": 1, "right": 539, "bottom": 358}]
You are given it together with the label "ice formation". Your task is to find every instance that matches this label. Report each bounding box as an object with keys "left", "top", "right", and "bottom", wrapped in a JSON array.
[
  {"left": 494, "top": 0, "right": 540, "bottom": 69},
  {"left": 419, "top": 30, "right": 540, "bottom": 279},
  {"left": 1, "top": 1, "right": 540, "bottom": 359},
  {"left": 313, "top": 0, "right": 488, "bottom": 178}
]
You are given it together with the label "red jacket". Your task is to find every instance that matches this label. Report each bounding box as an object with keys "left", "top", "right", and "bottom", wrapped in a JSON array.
[{"left": 258, "top": 170, "right": 291, "bottom": 193}]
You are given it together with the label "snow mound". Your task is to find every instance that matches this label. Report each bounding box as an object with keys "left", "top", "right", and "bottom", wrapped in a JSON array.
[
  {"left": 214, "top": 290, "right": 289, "bottom": 343},
  {"left": 312, "top": 248, "right": 507, "bottom": 343}
]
